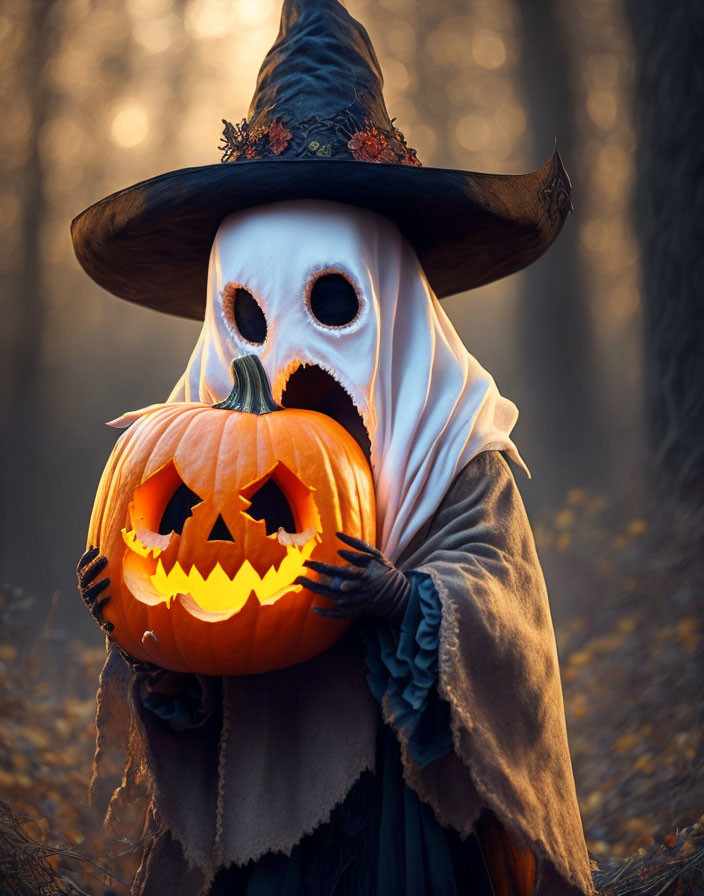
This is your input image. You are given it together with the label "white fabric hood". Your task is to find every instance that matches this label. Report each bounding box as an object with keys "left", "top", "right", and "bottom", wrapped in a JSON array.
[{"left": 169, "top": 200, "right": 526, "bottom": 560}]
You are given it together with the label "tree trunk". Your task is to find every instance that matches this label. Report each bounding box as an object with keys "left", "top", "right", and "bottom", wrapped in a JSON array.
[
  {"left": 627, "top": 0, "right": 704, "bottom": 517},
  {"left": 0, "top": 0, "right": 60, "bottom": 581},
  {"left": 515, "top": 0, "right": 601, "bottom": 504}
]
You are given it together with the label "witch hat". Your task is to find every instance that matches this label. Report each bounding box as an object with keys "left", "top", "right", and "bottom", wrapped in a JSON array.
[{"left": 71, "top": 0, "right": 572, "bottom": 320}]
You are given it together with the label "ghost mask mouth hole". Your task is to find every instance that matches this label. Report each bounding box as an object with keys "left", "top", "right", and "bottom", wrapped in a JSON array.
[{"left": 280, "top": 365, "right": 371, "bottom": 463}]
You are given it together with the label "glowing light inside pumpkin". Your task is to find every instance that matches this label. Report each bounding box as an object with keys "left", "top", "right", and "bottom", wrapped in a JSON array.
[
  {"left": 122, "top": 526, "right": 166, "bottom": 558},
  {"left": 122, "top": 526, "right": 319, "bottom": 613}
]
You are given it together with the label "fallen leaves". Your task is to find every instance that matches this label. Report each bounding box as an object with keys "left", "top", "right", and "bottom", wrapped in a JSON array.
[
  {"left": 547, "top": 498, "right": 704, "bottom": 860},
  {"left": 0, "top": 586, "right": 138, "bottom": 894}
]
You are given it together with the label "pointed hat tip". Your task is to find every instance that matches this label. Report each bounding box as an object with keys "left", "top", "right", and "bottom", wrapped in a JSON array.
[{"left": 550, "top": 138, "right": 571, "bottom": 187}]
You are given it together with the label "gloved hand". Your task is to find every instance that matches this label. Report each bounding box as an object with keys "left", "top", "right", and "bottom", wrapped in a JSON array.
[
  {"left": 137, "top": 667, "right": 215, "bottom": 731},
  {"left": 76, "top": 545, "right": 114, "bottom": 636},
  {"left": 77, "top": 546, "right": 177, "bottom": 673},
  {"left": 77, "top": 546, "right": 213, "bottom": 728},
  {"left": 77, "top": 546, "right": 159, "bottom": 668},
  {"left": 296, "top": 532, "right": 410, "bottom": 627}
]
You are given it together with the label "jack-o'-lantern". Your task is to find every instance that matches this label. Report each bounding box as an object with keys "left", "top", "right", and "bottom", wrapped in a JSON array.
[{"left": 87, "top": 354, "right": 376, "bottom": 675}]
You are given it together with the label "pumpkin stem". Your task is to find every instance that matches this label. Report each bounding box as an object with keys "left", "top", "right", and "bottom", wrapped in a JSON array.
[{"left": 213, "top": 355, "right": 280, "bottom": 414}]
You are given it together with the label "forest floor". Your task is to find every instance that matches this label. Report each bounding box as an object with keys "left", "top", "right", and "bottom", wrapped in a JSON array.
[{"left": 0, "top": 494, "right": 702, "bottom": 894}]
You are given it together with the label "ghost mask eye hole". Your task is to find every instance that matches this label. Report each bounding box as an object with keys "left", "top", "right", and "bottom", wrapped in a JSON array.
[
  {"left": 308, "top": 274, "right": 360, "bottom": 328},
  {"left": 224, "top": 283, "right": 267, "bottom": 345}
]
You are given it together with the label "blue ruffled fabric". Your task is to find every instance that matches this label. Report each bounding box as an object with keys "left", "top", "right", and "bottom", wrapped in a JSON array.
[{"left": 362, "top": 570, "right": 452, "bottom": 768}]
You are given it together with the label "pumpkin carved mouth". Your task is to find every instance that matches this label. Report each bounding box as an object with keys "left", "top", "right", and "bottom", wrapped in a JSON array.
[
  {"left": 121, "top": 457, "right": 322, "bottom": 619},
  {"left": 122, "top": 528, "right": 319, "bottom": 618}
]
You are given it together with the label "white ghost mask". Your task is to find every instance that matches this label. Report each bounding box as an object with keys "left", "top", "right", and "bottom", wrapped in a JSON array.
[{"left": 169, "top": 200, "right": 527, "bottom": 561}]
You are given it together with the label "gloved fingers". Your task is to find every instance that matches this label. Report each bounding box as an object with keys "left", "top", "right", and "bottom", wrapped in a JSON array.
[
  {"left": 336, "top": 548, "right": 374, "bottom": 567},
  {"left": 78, "top": 554, "right": 108, "bottom": 589},
  {"left": 93, "top": 596, "right": 114, "bottom": 634},
  {"left": 312, "top": 605, "right": 360, "bottom": 619},
  {"left": 93, "top": 595, "right": 111, "bottom": 617},
  {"left": 118, "top": 645, "right": 171, "bottom": 679},
  {"left": 95, "top": 605, "right": 114, "bottom": 634},
  {"left": 335, "top": 532, "right": 384, "bottom": 559},
  {"left": 303, "top": 559, "right": 363, "bottom": 580},
  {"left": 141, "top": 666, "right": 183, "bottom": 690},
  {"left": 312, "top": 592, "right": 371, "bottom": 617},
  {"left": 82, "top": 577, "right": 111, "bottom": 606},
  {"left": 338, "top": 578, "right": 364, "bottom": 593},
  {"left": 294, "top": 575, "right": 345, "bottom": 600},
  {"left": 77, "top": 545, "right": 100, "bottom": 574},
  {"left": 295, "top": 574, "right": 367, "bottom": 602}
]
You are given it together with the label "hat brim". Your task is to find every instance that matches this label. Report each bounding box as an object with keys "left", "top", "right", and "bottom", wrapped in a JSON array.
[{"left": 71, "top": 149, "right": 570, "bottom": 319}]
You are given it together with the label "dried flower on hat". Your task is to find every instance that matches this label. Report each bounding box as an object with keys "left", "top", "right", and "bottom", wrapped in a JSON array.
[
  {"left": 269, "top": 120, "right": 292, "bottom": 155},
  {"left": 348, "top": 126, "right": 398, "bottom": 164}
]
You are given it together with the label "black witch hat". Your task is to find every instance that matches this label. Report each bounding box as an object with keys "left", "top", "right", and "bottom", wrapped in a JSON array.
[{"left": 71, "top": 0, "right": 572, "bottom": 320}]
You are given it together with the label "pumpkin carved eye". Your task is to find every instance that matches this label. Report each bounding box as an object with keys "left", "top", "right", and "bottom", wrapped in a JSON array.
[
  {"left": 240, "top": 461, "right": 318, "bottom": 538},
  {"left": 243, "top": 477, "right": 296, "bottom": 535},
  {"left": 159, "top": 482, "right": 203, "bottom": 535},
  {"left": 130, "top": 460, "right": 203, "bottom": 537}
]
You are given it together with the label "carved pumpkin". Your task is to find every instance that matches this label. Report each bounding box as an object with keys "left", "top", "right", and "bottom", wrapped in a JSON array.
[{"left": 88, "top": 355, "right": 375, "bottom": 675}]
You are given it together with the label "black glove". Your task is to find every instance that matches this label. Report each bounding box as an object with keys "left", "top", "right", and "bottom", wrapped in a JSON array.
[
  {"left": 137, "top": 667, "right": 215, "bottom": 730},
  {"left": 77, "top": 546, "right": 169, "bottom": 671},
  {"left": 76, "top": 545, "right": 114, "bottom": 636},
  {"left": 296, "top": 532, "right": 411, "bottom": 627},
  {"left": 77, "top": 546, "right": 179, "bottom": 670},
  {"left": 77, "top": 547, "right": 213, "bottom": 728}
]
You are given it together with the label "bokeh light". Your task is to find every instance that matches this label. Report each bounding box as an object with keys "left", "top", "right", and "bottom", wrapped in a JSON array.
[{"left": 109, "top": 100, "right": 150, "bottom": 147}]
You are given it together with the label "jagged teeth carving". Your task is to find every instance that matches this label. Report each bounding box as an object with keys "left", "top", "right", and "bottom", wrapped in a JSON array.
[
  {"left": 122, "top": 526, "right": 321, "bottom": 614},
  {"left": 121, "top": 528, "right": 164, "bottom": 559}
]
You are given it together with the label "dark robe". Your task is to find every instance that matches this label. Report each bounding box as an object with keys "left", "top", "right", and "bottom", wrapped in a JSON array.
[{"left": 92, "top": 451, "right": 593, "bottom": 895}]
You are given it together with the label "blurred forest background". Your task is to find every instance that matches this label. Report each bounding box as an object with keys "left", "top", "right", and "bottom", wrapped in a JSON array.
[
  {"left": 0, "top": 0, "right": 650, "bottom": 620},
  {"left": 0, "top": 0, "right": 702, "bottom": 893}
]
